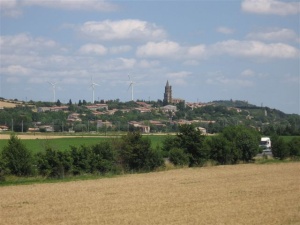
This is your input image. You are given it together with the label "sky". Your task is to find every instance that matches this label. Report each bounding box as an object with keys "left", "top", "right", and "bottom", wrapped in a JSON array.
[{"left": 0, "top": 0, "right": 299, "bottom": 114}]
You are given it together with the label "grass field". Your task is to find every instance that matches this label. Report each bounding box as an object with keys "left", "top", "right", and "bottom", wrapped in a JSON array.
[
  {"left": 0, "top": 162, "right": 299, "bottom": 225},
  {"left": 0, "top": 134, "right": 168, "bottom": 153}
]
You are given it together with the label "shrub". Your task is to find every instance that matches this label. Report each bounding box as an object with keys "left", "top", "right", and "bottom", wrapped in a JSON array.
[
  {"left": 90, "top": 142, "right": 119, "bottom": 174},
  {"left": 118, "top": 132, "right": 164, "bottom": 172},
  {"left": 169, "top": 148, "right": 189, "bottom": 166},
  {"left": 1, "top": 134, "right": 34, "bottom": 176},
  {"left": 176, "top": 124, "right": 209, "bottom": 166},
  {"left": 36, "top": 148, "right": 73, "bottom": 178},
  {"left": 222, "top": 125, "right": 260, "bottom": 162},
  {"left": 209, "top": 135, "right": 239, "bottom": 165},
  {"left": 289, "top": 137, "right": 300, "bottom": 159},
  {"left": 271, "top": 135, "right": 289, "bottom": 160}
]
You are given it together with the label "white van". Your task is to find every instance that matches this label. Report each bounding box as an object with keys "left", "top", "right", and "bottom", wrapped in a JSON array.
[{"left": 259, "top": 137, "right": 271, "bottom": 152}]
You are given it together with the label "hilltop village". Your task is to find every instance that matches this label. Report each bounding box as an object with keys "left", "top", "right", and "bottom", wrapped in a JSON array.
[{"left": 0, "top": 81, "right": 299, "bottom": 135}]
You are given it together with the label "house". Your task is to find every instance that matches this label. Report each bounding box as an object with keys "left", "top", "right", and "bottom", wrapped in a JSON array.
[
  {"left": 0, "top": 125, "right": 9, "bottom": 132},
  {"left": 135, "top": 107, "right": 152, "bottom": 113},
  {"left": 97, "top": 120, "right": 113, "bottom": 128},
  {"left": 196, "top": 127, "right": 207, "bottom": 134},
  {"left": 149, "top": 120, "right": 166, "bottom": 127},
  {"left": 86, "top": 104, "right": 108, "bottom": 111},
  {"left": 67, "top": 113, "right": 82, "bottom": 122},
  {"left": 128, "top": 121, "right": 150, "bottom": 133},
  {"left": 161, "top": 105, "right": 177, "bottom": 112}
]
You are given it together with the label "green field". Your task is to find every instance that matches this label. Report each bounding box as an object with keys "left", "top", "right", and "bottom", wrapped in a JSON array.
[
  {"left": 0, "top": 135, "right": 168, "bottom": 154},
  {"left": 0, "top": 134, "right": 298, "bottom": 154}
]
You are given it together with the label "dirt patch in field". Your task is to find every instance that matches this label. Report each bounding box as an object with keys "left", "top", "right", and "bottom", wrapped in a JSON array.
[{"left": 1, "top": 163, "right": 300, "bottom": 225}]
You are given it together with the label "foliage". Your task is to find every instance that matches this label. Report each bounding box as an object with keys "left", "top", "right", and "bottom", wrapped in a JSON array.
[
  {"left": 288, "top": 137, "right": 300, "bottom": 159},
  {"left": 36, "top": 148, "right": 73, "bottom": 178},
  {"left": 118, "top": 132, "right": 164, "bottom": 172},
  {"left": 222, "top": 125, "right": 260, "bottom": 162},
  {"left": 208, "top": 135, "right": 239, "bottom": 165},
  {"left": 1, "top": 134, "right": 34, "bottom": 176},
  {"left": 271, "top": 135, "right": 289, "bottom": 160},
  {"left": 177, "top": 124, "right": 209, "bottom": 166},
  {"left": 169, "top": 148, "right": 189, "bottom": 166}
]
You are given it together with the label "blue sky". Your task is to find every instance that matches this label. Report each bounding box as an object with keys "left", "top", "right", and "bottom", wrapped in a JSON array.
[{"left": 0, "top": 0, "right": 299, "bottom": 114}]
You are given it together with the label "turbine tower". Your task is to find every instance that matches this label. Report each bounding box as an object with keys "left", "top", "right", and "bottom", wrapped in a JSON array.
[
  {"left": 90, "top": 77, "right": 100, "bottom": 104},
  {"left": 48, "top": 81, "right": 57, "bottom": 103},
  {"left": 128, "top": 74, "right": 135, "bottom": 101}
]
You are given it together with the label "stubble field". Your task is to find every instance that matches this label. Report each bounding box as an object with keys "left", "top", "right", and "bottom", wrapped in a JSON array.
[{"left": 1, "top": 163, "right": 300, "bottom": 225}]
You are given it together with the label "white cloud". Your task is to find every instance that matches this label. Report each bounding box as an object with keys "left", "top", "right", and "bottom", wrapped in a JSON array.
[
  {"left": 211, "top": 40, "right": 299, "bottom": 59},
  {"left": 109, "top": 45, "right": 132, "bottom": 54},
  {"left": 78, "top": 20, "right": 167, "bottom": 41},
  {"left": 79, "top": 44, "right": 107, "bottom": 55},
  {"left": 136, "top": 41, "right": 181, "bottom": 58},
  {"left": 167, "top": 71, "right": 191, "bottom": 79},
  {"left": 0, "top": 33, "right": 58, "bottom": 54},
  {"left": 187, "top": 45, "right": 206, "bottom": 58},
  {"left": 246, "top": 28, "right": 299, "bottom": 42},
  {"left": 241, "top": 69, "right": 255, "bottom": 77},
  {"left": 4, "top": 65, "right": 31, "bottom": 75},
  {"left": 241, "top": 0, "right": 300, "bottom": 16},
  {"left": 206, "top": 76, "right": 254, "bottom": 87},
  {"left": 0, "top": 0, "right": 22, "bottom": 18},
  {"left": 23, "top": 0, "right": 119, "bottom": 12},
  {"left": 216, "top": 27, "right": 234, "bottom": 34}
]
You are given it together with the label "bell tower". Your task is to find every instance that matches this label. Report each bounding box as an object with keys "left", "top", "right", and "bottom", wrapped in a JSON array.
[{"left": 163, "top": 80, "right": 172, "bottom": 105}]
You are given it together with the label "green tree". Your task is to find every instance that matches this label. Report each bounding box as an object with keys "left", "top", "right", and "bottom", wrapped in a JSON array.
[
  {"left": 176, "top": 124, "right": 208, "bottom": 166},
  {"left": 209, "top": 135, "right": 239, "bottom": 165},
  {"left": 288, "top": 137, "right": 300, "bottom": 159},
  {"left": 118, "top": 132, "right": 163, "bottom": 172},
  {"left": 169, "top": 148, "right": 189, "bottom": 166},
  {"left": 222, "top": 125, "right": 260, "bottom": 162},
  {"left": 36, "top": 148, "right": 73, "bottom": 178},
  {"left": 90, "top": 142, "right": 119, "bottom": 174},
  {"left": 271, "top": 135, "right": 289, "bottom": 160},
  {"left": 1, "top": 134, "right": 34, "bottom": 176}
]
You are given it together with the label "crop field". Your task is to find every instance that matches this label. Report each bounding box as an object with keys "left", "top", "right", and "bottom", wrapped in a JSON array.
[
  {"left": 0, "top": 134, "right": 168, "bottom": 153},
  {"left": 1, "top": 162, "right": 299, "bottom": 225}
]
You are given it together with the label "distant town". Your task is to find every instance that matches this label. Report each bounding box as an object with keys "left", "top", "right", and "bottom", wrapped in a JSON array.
[{"left": 0, "top": 81, "right": 299, "bottom": 135}]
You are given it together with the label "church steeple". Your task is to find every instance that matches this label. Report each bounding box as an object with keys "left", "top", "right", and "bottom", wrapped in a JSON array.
[{"left": 163, "top": 80, "right": 172, "bottom": 105}]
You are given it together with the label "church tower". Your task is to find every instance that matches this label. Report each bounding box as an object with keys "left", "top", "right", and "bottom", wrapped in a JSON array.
[{"left": 163, "top": 80, "right": 172, "bottom": 105}]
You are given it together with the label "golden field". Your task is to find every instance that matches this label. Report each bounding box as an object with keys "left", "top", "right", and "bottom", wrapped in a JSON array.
[{"left": 1, "top": 163, "right": 300, "bottom": 225}]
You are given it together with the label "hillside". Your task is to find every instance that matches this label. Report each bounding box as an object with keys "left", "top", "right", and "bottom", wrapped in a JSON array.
[{"left": 0, "top": 98, "right": 299, "bottom": 135}]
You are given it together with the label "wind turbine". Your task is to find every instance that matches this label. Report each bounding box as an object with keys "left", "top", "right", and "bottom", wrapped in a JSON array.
[
  {"left": 128, "top": 74, "right": 135, "bottom": 101},
  {"left": 90, "top": 77, "right": 100, "bottom": 104},
  {"left": 47, "top": 81, "right": 57, "bottom": 103}
]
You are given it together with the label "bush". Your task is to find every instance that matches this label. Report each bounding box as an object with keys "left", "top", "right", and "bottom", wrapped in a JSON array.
[
  {"left": 90, "top": 142, "right": 119, "bottom": 174},
  {"left": 209, "top": 135, "right": 239, "bottom": 165},
  {"left": 169, "top": 148, "right": 189, "bottom": 166},
  {"left": 289, "top": 137, "right": 300, "bottom": 159},
  {"left": 222, "top": 125, "right": 260, "bottom": 162},
  {"left": 1, "top": 134, "right": 34, "bottom": 176},
  {"left": 271, "top": 135, "right": 289, "bottom": 160},
  {"left": 36, "top": 148, "right": 73, "bottom": 178},
  {"left": 176, "top": 124, "right": 209, "bottom": 166},
  {"left": 118, "top": 132, "right": 164, "bottom": 172}
]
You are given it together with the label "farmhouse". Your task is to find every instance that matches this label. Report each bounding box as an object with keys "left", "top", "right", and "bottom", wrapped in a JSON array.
[{"left": 128, "top": 121, "right": 150, "bottom": 133}]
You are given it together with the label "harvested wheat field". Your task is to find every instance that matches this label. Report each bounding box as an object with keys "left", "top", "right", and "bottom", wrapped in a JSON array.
[{"left": 1, "top": 163, "right": 300, "bottom": 225}]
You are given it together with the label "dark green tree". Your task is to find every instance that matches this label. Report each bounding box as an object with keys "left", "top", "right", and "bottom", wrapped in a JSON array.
[
  {"left": 36, "top": 148, "right": 73, "bottom": 178},
  {"left": 288, "top": 137, "right": 300, "bottom": 159},
  {"left": 1, "top": 134, "right": 34, "bottom": 176},
  {"left": 209, "top": 135, "right": 239, "bottom": 165},
  {"left": 176, "top": 124, "right": 208, "bottom": 166},
  {"left": 118, "top": 132, "right": 163, "bottom": 172},
  {"left": 271, "top": 135, "right": 289, "bottom": 160},
  {"left": 169, "top": 148, "right": 189, "bottom": 166},
  {"left": 222, "top": 125, "right": 260, "bottom": 162}
]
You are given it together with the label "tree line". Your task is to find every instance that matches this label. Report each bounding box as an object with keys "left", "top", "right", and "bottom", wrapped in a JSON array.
[{"left": 1, "top": 125, "right": 299, "bottom": 181}]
